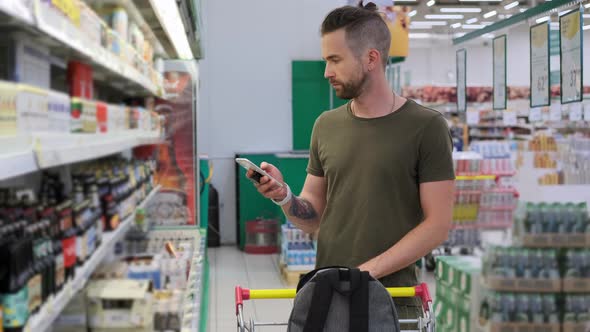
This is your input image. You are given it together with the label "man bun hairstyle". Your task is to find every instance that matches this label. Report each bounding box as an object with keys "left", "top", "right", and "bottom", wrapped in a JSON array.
[{"left": 321, "top": 2, "right": 391, "bottom": 69}]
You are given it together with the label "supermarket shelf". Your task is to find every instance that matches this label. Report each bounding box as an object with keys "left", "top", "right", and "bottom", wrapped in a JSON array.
[
  {"left": 26, "top": 185, "right": 161, "bottom": 332},
  {"left": 469, "top": 134, "right": 506, "bottom": 140},
  {"left": 451, "top": 222, "right": 512, "bottom": 230},
  {"left": 0, "top": 0, "right": 162, "bottom": 97},
  {"left": 0, "top": 133, "right": 163, "bottom": 181}
]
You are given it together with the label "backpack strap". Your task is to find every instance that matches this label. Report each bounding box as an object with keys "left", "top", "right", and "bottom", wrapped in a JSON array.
[
  {"left": 296, "top": 266, "right": 349, "bottom": 293},
  {"left": 300, "top": 267, "right": 370, "bottom": 332},
  {"left": 302, "top": 271, "right": 335, "bottom": 332},
  {"left": 349, "top": 270, "right": 370, "bottom": 332}
]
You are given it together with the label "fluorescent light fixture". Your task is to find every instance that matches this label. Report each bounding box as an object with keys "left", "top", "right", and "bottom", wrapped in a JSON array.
[
  {"left": 559, "top": 9, "right": 572, "bottom": 16},
  {"left": 440, "top": 7, "right": 481, "bottom": 13},
  {"left": 584, "top": 25, "right": 590, "bottom": 30},
  {"left": 409, "top": 25, "right": 434, "bottom": 29},
  {"left": 454, "top": 32, "right": 466, "bottom": 38},
  {"left": 481, "top": 21, "right": 494, "bottom": 25},
  {"left": 504, "top": 1, "right": 519, "bottom": 9},
  {"left": 393, "top": 0, "right": 418, "bottom": 2},
  {"left": 498, "top": 14, "right": 506, "bottom": 19},
  {"left": 462, "top": 24, "right": 485, "bottom": 29},
  {"left": 451, "top": 22, "right": 462, "bottom": 28},
  {"left": 483, "top": 33, "right": 496, "bottom": 38},
  {"left": 586, "top": 3, "right": 590, "bottom": 8},
  {"left": 520, "top": 8, "right": 527, "bottom": 12},
  {"left": 536, "top": 16, "right": 550, "bottom": 23},
  {"left": 408, "top": 10, "right": 417, "bottom": 17},
  {"left": 425, "top": 14, "right": 464, "bottom": 19},
  {"left": 409, "top": 33, "right": 432, "bottom": 39},
  {"left": 460, "top": 0, "right": 501, "bottom": 2},
  {"left": 583, "top": 14, "right": 590, "bottom": 18},
  {"left": 483, "top": 10, "right": 497, "bottom": 18},
  {"left": 427, "top": 0, "right": 435, "bottom": 6},
  {"left": 411, "top": 20, "right": 448, "bottom": 26},
  {"left": 506, "top": 14, "right": 512, "bottom": 18},
  {"left": 466, "top": 17, "right": 478, "bottom": 24},
  {"left": 149, "top": 0, "right": 193, "bottom": 59}
]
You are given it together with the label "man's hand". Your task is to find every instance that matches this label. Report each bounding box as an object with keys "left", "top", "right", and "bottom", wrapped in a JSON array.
[{"left": 247, "top": 162, "right": 288, "bottom": 201}]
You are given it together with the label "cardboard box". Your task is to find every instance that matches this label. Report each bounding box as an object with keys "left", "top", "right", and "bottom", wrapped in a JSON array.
[
  {"left": 485, "top": 276, "right": 562, "bottom": 292},
  {"left": 562, "top": 278, "right": 590, "bottom": 293},
  {"left": 562, "top": 322, "right": 590, "bottom": 332},
  {"left": 86, "top": 279, "right": 153, "bottom": 332},
  {"left": 488, "top": 322, "right": 560, "bottom": 332},
  {"left": 521, "top": 233, "right": 588, "bottom": 248}
]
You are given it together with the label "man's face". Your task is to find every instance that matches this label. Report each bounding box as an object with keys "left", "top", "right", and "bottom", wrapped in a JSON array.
[{"left": 321, "top": 29, "right": 368, "bottom": 100}]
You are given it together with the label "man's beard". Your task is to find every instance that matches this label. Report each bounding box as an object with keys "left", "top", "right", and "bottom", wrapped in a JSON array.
[{"left": 334, "top": 71, "right": 368, "bottom": 100}]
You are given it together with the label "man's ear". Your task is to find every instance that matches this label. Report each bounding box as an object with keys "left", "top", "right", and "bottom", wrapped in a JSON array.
[{"left": 367, "top": 49, "right": 381, "bottom": 71}]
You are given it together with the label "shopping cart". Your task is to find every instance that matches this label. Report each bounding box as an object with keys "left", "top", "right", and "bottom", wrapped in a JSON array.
[{"left": 235, "top": 282, "right": 434, "bottom": 332}]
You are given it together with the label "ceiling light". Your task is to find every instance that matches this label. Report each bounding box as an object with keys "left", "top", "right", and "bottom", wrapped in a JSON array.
[
  {"left": 393, "top": 0, "right": 418, "bottom": 2},
  {"left": 466, "top": 18, "right": 478, "bottom": 24},
  {"left": 409, "top": 33, "right": 432, "bottom": 39},
  {"left": 440, "top": 7, "right": 481, "bottom": 13},
  {"left": 150, "top": 0, "right": 193, "bottom": 59},
  {"left": 459, "top": 0, "right": 501, "bottom": 2},
  {"left": 559, "top": 9, "right": 572, "bottom": 16},
  {"left": 408, "top": 10, "right": 417, "bottom": 17},
  {"left": 454, "top": 32, "right": 466, "bottom": 38},
  {"left": 506, "top": 14, "right": 512, "bottom": 18},
  {"left": 409, "top": 25, "right": 434, "bottom": 29},
  {"left": 586, "top": 3, "right": 590, "bottom": 8},
  {"left": 583, "top": 14, "right": 590, "bottom": 18},
  {"left": 504, "top": 1, "right": 519, "bottom": 9},
  {"left": 584, "top": 25, "right": 590, "bottom": 30},
  {"left": 520, "top": 8, "right": 527, "bottom": 12},
  {"left": 481, "top": 21, "right": 494, "bottom": 25},
  {"left": 451, "top": 22, "right": 462, "bottom": 28},
  {"left": 498, "top": 14, "right": 506, "bottom": 19},
  {"left": 427, "top": 0, "right": 436, "bottom": 7},
  {"left": 462, "top": 24, "right": 485, "bottom": 29},
  {"left": 483, "top": 33, "right": 496, "bottom": 38},
  {"left": 410, "top": 20, "right": 448, "bottom": 26},
  {"left": 425, "top": 14, "right": 464, "bottom": 19},
  {"left": 483, "top": 10, "right": 497, "bottom": 18},
  {"left": 536, "top": 16, "right": 550, "bottom": 23}
]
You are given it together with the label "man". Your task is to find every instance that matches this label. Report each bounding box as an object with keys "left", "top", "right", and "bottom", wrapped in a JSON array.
[{"left": 248, "top": 3, "right": 455, "bottom": 321}]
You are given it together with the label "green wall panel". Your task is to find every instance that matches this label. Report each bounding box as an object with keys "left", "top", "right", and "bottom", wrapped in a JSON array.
[{"left": 199, "top": 158, "right": 209, "bottom": 229}]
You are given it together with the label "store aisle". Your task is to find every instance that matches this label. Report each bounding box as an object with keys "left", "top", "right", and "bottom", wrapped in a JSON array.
[
  {"left": 208, "top": 246, "right": 294, "bottom": 332},
  {"left": 208, "top": 246, "right": 437, "bottom": 332}
]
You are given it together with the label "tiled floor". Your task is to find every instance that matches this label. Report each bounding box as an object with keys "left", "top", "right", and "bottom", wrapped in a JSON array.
[{"left": 207, "top": 246, "right": 436, "bottom": 332}]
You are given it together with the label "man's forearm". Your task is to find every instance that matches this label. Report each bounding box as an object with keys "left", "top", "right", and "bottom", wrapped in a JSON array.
[
  {"left": 358, "top": 217, "right": 450, "bottom": 279},
  {"left": 281, "top": 195, "right": 321, "bottom": 234}
]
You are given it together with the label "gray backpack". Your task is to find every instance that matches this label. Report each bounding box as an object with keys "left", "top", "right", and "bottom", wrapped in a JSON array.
[{"left": 287, "top": 267, "right": 400, "bottom": 332}]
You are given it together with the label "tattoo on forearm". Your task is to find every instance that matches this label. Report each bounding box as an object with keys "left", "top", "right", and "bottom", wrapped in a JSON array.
[{"left": 288, "top": 196, "right": 318, "bottom": 220}]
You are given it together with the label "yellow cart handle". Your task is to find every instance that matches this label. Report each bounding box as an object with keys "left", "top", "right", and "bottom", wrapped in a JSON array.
[{"left": 235, "top": 283, "right": 431, "bottom": 314}]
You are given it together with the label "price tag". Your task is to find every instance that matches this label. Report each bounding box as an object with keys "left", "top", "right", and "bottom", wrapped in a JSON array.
[
  {"left": 529, "top": 107, "right": 542, "bottom": 122},
  {"left": 549, "top": 104, "right": 562, "bottom": 121},
  {"left": 584, "top": 103, "right": 590, "bottom": 121},
  {"left": 569, "top": 103, "right": 582, "bottom": 121},
  {"left": 466, "top": 111, "right": 480, "bottom": 125},
  {"left": 503, "top": 111, "right": 517, "bottom": 126}
]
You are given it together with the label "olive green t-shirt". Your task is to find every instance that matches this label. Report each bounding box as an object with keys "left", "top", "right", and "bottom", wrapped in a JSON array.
[{"left": 307, "top": 99, "right": 455, "bottom": 291}]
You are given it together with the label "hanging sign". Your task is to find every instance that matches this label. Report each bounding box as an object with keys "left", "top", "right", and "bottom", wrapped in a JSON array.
[
  {"left": 530, "top": 23, "right": 550, "bottom": 107},
  {"left": 456, "top": 49, "right": 467, "bottom": 112},
  {"left": 493, "top": 35, "right": 507, "bottom": 110},
  {"left": 559, "top": 9, "right": 583, "bottom": 104}
]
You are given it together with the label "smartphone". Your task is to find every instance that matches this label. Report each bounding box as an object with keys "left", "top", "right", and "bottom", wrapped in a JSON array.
[{"left": 235, "top": 158, "right": 284, "bottom": 187}]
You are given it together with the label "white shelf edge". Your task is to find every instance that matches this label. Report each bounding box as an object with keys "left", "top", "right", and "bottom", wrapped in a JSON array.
[
  {"left": 0, "top": 149, "right": 37, "bottom": 181},
  {"left": 27, "top": 185, "right": 161, "bottom": 332}
]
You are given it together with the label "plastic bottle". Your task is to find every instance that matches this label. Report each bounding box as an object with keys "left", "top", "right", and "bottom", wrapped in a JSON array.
[{"left": 530, "top": 294, "right": 543, "bottom": 324}]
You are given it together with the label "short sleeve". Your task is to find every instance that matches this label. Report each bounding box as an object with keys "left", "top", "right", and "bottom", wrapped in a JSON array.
[
  {"left": 306, "top": 117, "right": 324, "bottom": 177},
  {"left": 418, "top": 115, "right": 455, "bottom": 183}
]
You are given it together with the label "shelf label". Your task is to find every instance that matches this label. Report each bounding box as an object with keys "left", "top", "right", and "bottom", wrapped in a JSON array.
[
  {"left": 560, "top": 10, "right": 583, "bottom": 103},
  {"left": 550, "top": 103, "right": 562, "bottom": 121},
  {"left": 569, "top": 102, "right": 582, "bottom": 121},
  {"left": 529, "top": 107, "right": 542, "bottom": 122},
  {"left": 503, "top": 111, "right": 517, "bottom": 126},
  {"left": 493, "top": 36, "right": 507, "bottom": 110},
  {"left": 530, "top": 23, "right": 551, "bottom": 107}
]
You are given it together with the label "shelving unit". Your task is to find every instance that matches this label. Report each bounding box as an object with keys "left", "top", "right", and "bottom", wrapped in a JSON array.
[
  {"left": 0, "top": 0, "right": 163, "bottom": 97},
  {"left": 0, "top": 133, "right": 164, "bottom": 181},
  {"left": 24, "top": 185, "right": 161, "bottom": 332}
]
